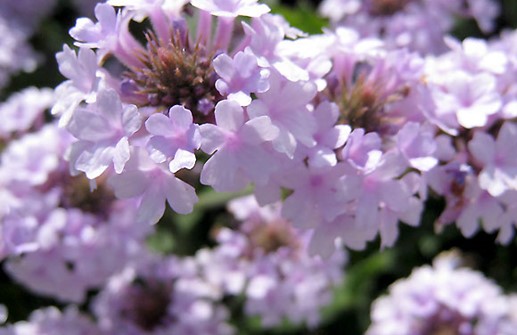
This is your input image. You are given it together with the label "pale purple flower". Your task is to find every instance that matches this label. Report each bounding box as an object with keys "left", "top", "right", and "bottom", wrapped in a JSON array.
[
  {"left": 0, "top": 122, "right": 148, "bottom": 301},
  {"left": 199, "top": 195, "right": 346, "bottom": 328},
  {"left": 70, "top": 3, "right": 141, "bottom": 65},
  {"left": 199, "top": 100, "right": 279, "bottom": 192},
  {"left": 92, "top": 254, "right": 234, "bottom": 335},
  {"left": 466, "top": 0, "right": 500, "bottom": 33},
  {"left": 243, "top": 15, "right": 310, "bottom": 82},
  {"left": 395, "top": 122, "right": 438, "bottom": 172},
  {"left": 351, "top": 152, "right": 423, "bottom": 247},
  {"left": 53, "top": 45, "right": 102, "bottom": 126},
  {"left": 5, "top": 204, "right": 147, "bottom": 302},
  {"left": 299, "top": 101, "right": 351, "bottom": 168},
  {"left": 308, "top": 213, "right": 377, "bottom": 256},
  {"left": 214, "top": 50, "right": 270, "bottom": 106},
  {"left": 145, "top": 105, "right": 201, "bottom": 173},
  {"left": 427, "top": 71, "right": 501, "bottom": 131},
  {"left": 469, "top": 122, "right": 517, "bottom": 197},
  {"left": 367, "top": 252, "right": 515, "bottom": 335},
  {"left": 341, "top": 128, "right": 383, "bottom": 173},
  {"left": 247, "top": 71, "right": 317, "bottom": 158},
  {"left": 67, "top": 89, "right": 142, "bottom": 179},
  {"left": 0, "top": 87, "right": 54, "bottom": 138},
  {"left": 70, "top": 3, "right": 121, "bottom": 50},
  {"left": 426, "top": 160, "right": 506, "bottom": 238},
  {"left": 280, "top": 164, "right": 353, "bottom": 229},
  {"left": 108, "top": 148, "right": 198, "bottom": 223},
  {"left": 490, "top": 190, "right": 517, "bottom": 244},
  {"left": 0, "top": 124, "right": 64, "bottom": 186},
  {"left": 0, "top": 17, "right": 38, "bottom": 89},
  {"left": 319, "top": 0, "right": 499, "bottom": 55},
  {"left": 442, "top": 37, "right": 508, "bottom": 76}
]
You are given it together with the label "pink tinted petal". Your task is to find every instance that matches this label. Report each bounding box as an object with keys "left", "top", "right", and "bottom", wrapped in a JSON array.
[
  {"left": 165, "top": 178, "right": 198, "bottom": 214},
  {"left": 108, "top": 170, "right": 148, "bottom": 198},
  {"left": 478, "top": 167, "right": 506, "bottom": 196},
  {"left": 468, "top": 132, "right": 495, "bottom": 166},
  {"left": 137, "top": 187, "right": 166, "bottom": 224},
  {"left": 169, "top": 149, "right": 196, "bottom": 173},
  {"left": 113, "top": 137, "right": 130, "bottom": 173},
  {"left": 228, "top": 91, "right": 252, "bottom": 106},
  {"left": 281, "top": 109, "right": 317, "bottom": 147},
  {"left": 457, "top": 206, "right": 480, "bottom": 237},
  {"left": 379, "top": 212, "right": 399, "bottom": 248},
  {"left": 399, "top": 197, "right": 423, "bottom": 226},
  {"left": 75, "top": 145, "right": 115, "bottom": 179},
  {"left": 213, "top": 53, "right": 235, "bottom": 82},
  {"left": 314, "top": 101, "right": 339, "bottom": 129},
  {"left": 214, "top": 100, "right": 244, "bottom": 132},
  {"left": 308, "top": 221, "right": 340, "bottom": 258},
  {"left": 70, "top": 18, "right": 99, "bottom": 42},
  {"left": 495, "top": 122, "right": 517, "bottom": 156},
  {"left": 240, "top": 116, "right": 279, "bottom": 144},
  {"left": 332, "top": 125, "right": 351, "bottom": 148},
  {"left": 96, "top": 89, "right": 123, "bottom": 123},
  {"left": 95, "top": 3, "right": 117, "bottom": 29},
  {"left": 356, "top": 195, "right": 379, "bottom": 229},
  {"left": 199, "top": 124, "right": 227, "bottom": 154},
  {"left": 247, "top": 99, "right": 268, "bottom": 119},
  {"left": 122, "top": 105, "right": 141, "bottom": 135},
  {"left": 272, "top": 130, "right": 297, "bottom": 158},
  {"left": 145, "top": 113, "right": 172, "bottom": 136},
  {"left": 379, "top": 181, "right": 408, "bottom": 212},
  {"left": 169, "top": 105, "right": 194, "bottom": 129},
  {"left": 201, "top": 151, "right": 246, "bottom": 192},
  {"left": 309, "top": 148, "right": 337, "bottom": 168},
  {"left": 147, "top": 137, "right": 169, "bottom": 163},
  {"left": 254, "top": 182, "right": 282, "bottom": 205},
  {"left": 239, "top": 146, "right": 276, "bottom": 184},
  {"left": 68, "top": 110, "right": 113, "bottom": 140}
]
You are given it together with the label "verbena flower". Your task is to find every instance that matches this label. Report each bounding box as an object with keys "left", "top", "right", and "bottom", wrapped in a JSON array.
[
  {"left": 197, "top": 196, "right": 346, "bottom": 328},
  {"left": 92, "top": 253, "right": 234, "bottom": 335},
  {"left": 319, "top": 0, "right": 500, "bottom": 54},
  {"left": 0, "top": 123, "right": 148, "bottom": 302},
  {"left": 367, "top": 253, "right": 517, "bottom": 335}
]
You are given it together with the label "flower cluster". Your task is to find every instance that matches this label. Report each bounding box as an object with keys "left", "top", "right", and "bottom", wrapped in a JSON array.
[
  {"left": 367, "top": 252, "right": 517, "bottom": 335},
  {"left": 0, "top": 122, "right": 149, "bottom": 302},
  {"left": 43, "top": 0, "right": 517, "bottom": 258},
  {"left": 200, "top": 196, "right": 346, "bottom": 327},
  {"left": 319, "top": 0, "right": 499, "bottom": 54},
  {"left": 2, "top": 0, "right": 517, "bottom": 333}
]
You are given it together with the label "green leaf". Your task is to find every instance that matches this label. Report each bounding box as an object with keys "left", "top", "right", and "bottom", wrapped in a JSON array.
[{"left": 270, "top": 3, "right": 328, "bottom": 35}]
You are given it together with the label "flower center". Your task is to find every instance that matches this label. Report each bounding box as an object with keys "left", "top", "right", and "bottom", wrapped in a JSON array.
[
  {"left": 247, "top": 220, "right": 299, "bottom": 254},
  {"left": 327, "top": 63, "right": 410, "bottom": 134},
  {"left": 124, "top": 30, "right": 221, "bottom": 123},
  {"left": 419, "top": 306, "right": 470, "bottom": 335},
  {"left": 38, "top": 169, "right": 116, "bottom": 218},
  {"left": 368, "top": 0, "right": 412, "bottom": 16},
  {"left": 60, "top": 174, "right": 115, "bottom": 215},
  {"left": 120, "top": 279, "right": 172, "bottom": 331}
]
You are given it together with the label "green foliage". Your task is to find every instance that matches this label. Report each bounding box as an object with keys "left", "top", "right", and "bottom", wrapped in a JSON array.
[{"left": 270, "top": 2, "right": 328, "bottom": 34}]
